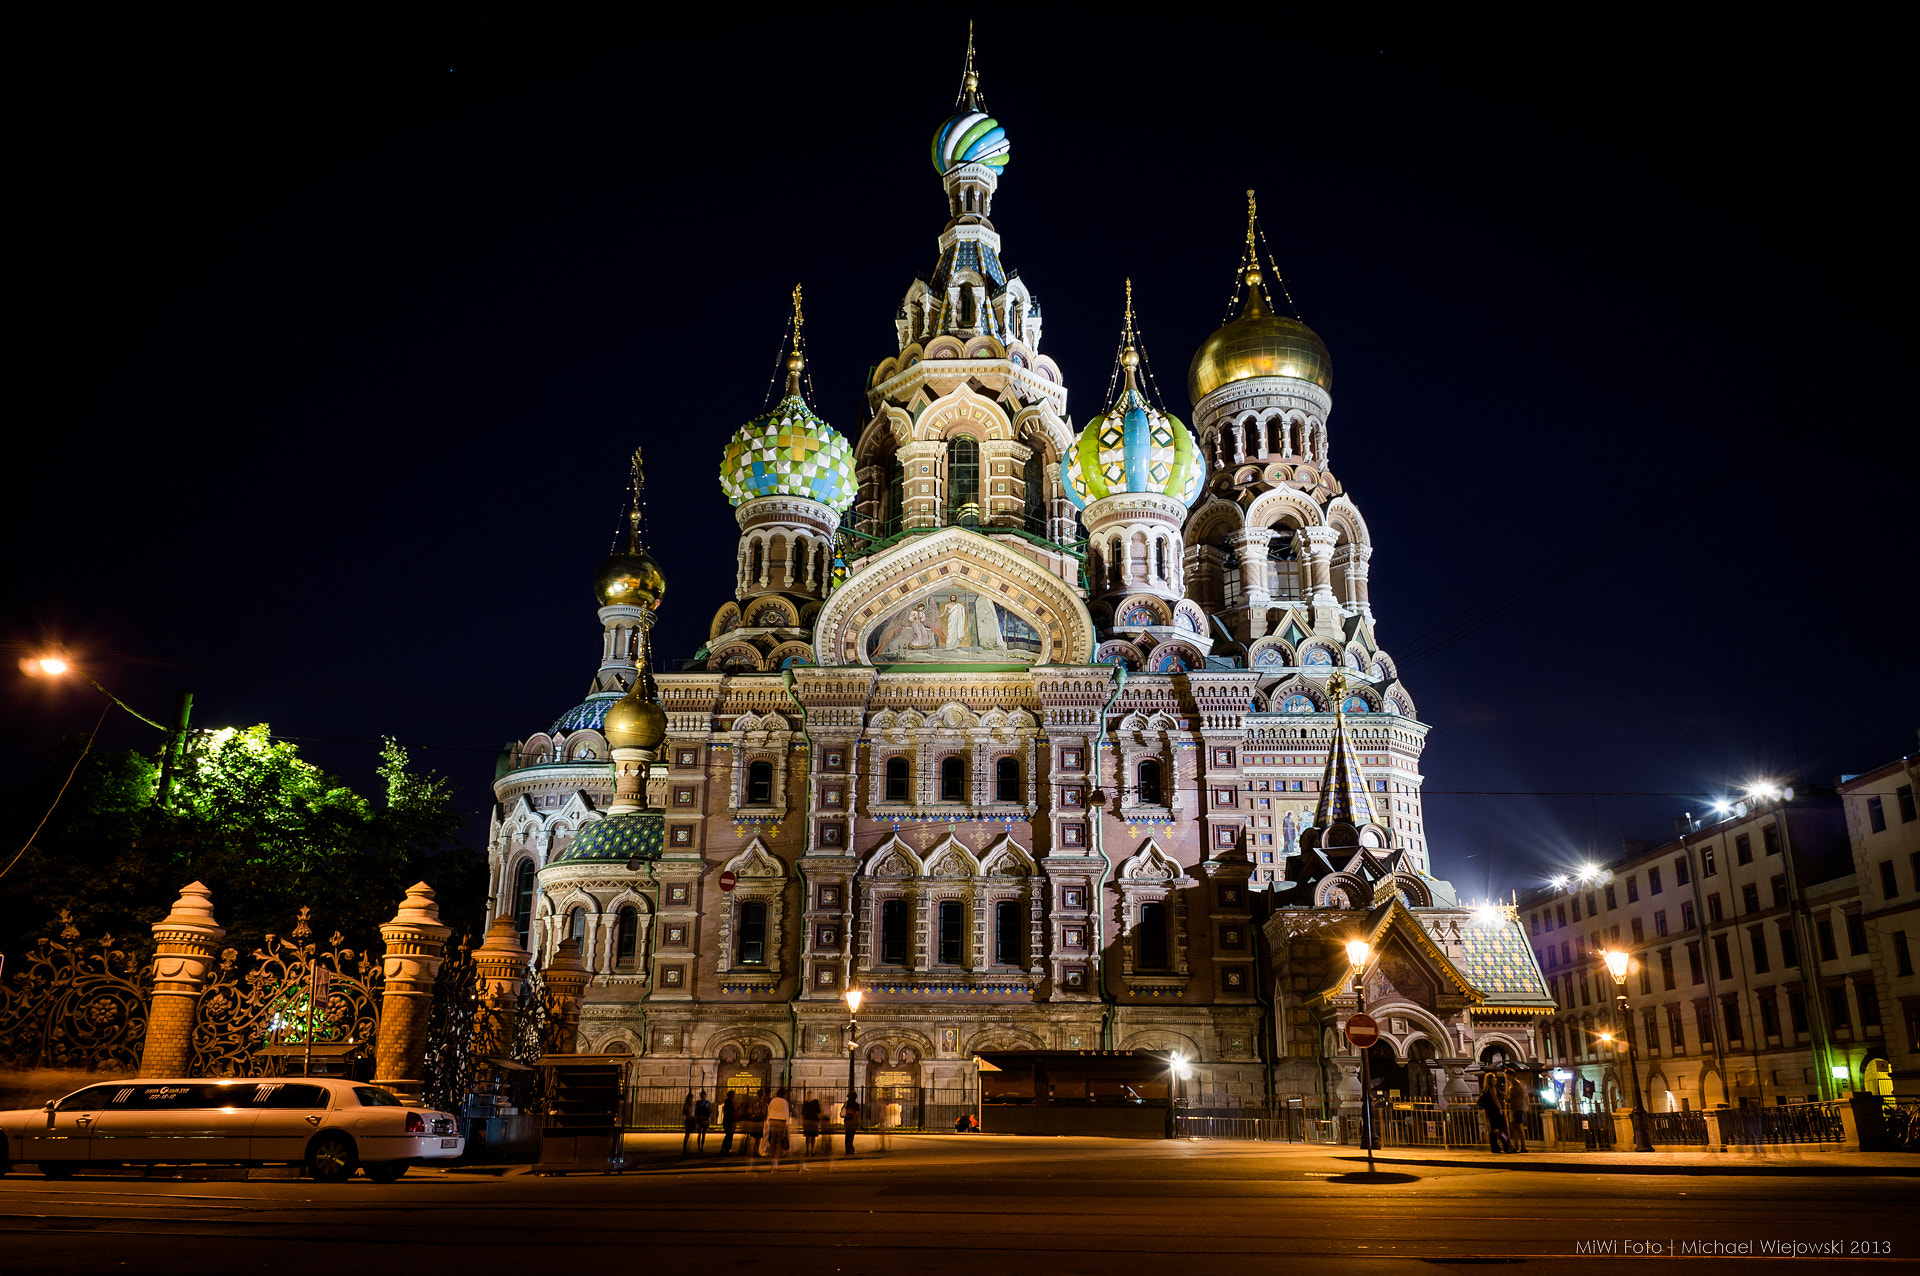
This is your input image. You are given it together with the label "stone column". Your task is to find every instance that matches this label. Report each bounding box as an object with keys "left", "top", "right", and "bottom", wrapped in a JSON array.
[
  {"left": 1346, "top": 543, "right": 1374, "bottom": 625},
  {"left": 1298, "top": 526, "right": 1342, "bottom": 635},
  {"left": 374, "top": 881, "right": 452, "bottom": 1102},
  {"left": 141, "top": 882, "right": 226, "bottom": 1077},
  {"left": 898, "top": 440, "right": 946, "bottom": 529},
  {"left": 1225, "top": 527, "right": 1273, "bottom": 614},
  {"left": 471, "top": 915, "right": 530, "bottom": 1059},
  {"left": 544, "top": 938, "right": 592, "bottom": 1054}
]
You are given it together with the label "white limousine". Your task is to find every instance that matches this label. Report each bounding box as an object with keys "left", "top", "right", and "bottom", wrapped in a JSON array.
[{"left": 0, "top": 1077, "right": 464, "bottom": 1182}]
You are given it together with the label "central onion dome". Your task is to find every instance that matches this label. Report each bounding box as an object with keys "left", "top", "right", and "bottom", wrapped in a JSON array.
[
  {"left": 932, "top": 110, "right": 1009, "bottom": 177},
  {"left": 1063, "top": 294, "right": 1206, "bottom": 510},
  {"left": 719, "top": 351, "right": 857, "bottom": 512},
  {"left": 1188, "top": 261, "right": 1333, "bottom": 402}
]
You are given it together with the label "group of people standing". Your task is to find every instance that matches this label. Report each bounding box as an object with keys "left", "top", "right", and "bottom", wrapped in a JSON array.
[
  {"left": 1473, "top": 1069, "right": 1535, "bottom": 1153},
  {"left": 682, "top": 1090, "right": 900, "bottom": 1165}
]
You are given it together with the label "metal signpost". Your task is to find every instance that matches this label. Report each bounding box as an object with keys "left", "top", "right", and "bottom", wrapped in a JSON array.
[{"left": 1346, "top": 1012, "right": 1380, "bottom": 1172}]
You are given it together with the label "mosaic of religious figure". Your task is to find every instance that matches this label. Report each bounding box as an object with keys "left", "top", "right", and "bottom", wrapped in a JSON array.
[{"left": 865, "top": 588, "right": 1042, "bottom": 664}]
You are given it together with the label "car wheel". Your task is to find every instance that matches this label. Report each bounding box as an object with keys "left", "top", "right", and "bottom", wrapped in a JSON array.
[
  {"left": 364, "top": 1161, "right": 408, "bottom": 1183},
  {"left": 307, "top": 1133, "right": 358, "bottom": 1184},
  {"left": 39, "top": 1162, "right": 76, "bottom": 1180}
]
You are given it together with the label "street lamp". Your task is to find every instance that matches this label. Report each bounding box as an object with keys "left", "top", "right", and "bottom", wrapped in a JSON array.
[
  {"left": 1345, "top": 939, "right": 1377, "bottom": 1170},
  {"left": 25, "top": 651, "right": 194, "bottom": 807},
  {"left": 1602, "top": 948, "right": 1654, "bottom": 1152},
  {"left": 844, "top": 986, "right": 863, "bottom": 1109}
]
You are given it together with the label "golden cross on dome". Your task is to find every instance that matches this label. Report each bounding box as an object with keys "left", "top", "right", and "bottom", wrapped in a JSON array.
[
  {"left": 960, "top": 21, "right": 979, "bottom": 107},
  {"left": 785, "top": 283, "right": 805, "bottom": 393},
  {"left": 1327, "top": 668, "right": 1349, "bottom": 704},
  {"left": 1123, "top": 277, "right": 1136, "bottom": 346}
]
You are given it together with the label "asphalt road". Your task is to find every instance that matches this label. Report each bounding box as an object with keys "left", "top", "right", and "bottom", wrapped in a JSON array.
[{"left": 3, "top": 1136, "right": 1916, "bottom": 1274}]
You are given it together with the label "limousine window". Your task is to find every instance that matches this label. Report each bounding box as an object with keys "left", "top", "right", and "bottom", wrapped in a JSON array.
[
  {"left": 57, "top": 1085, "right": 127, "bottom": 1111},
  {"left": 354, "top": 1086, "right": 402, "bottom": 1107},
  {"left": 249, "top": 1083, "right": 328, "bottom": 1109}
]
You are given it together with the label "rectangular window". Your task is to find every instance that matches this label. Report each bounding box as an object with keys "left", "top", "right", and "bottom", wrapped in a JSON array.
[
  {"left": 1846, "top": 912, "right": 1868, "bottom": 956},
  {"left": 1654, "top": 909, "right": 1668, "bottom": 937},
  {"left": 1748, "top": 926, "right": 1770, "bottom": 974},
  {"left": 1788, "top": 989, "right": 1808, "bottom": 1035},
  {"left": 1530, "top": 913, "right": 1540, "bottom": 935},
  {"left": 1702, "top": 847, "right": 1717, "bottom": 877},
  {"left": 1669, "top": 1004, "right": 1688, "bottom": 1054},
  {"left": 1562, "top": 941, "right": 1571, "bottom": 964},
  {"left": 1899, "top": 785, "right": 1917, "bottom": 823},
  {"left": 1817, "top": 917, "right": 1837, "bottom": 962},
  {"left": 737, "top": 901, "right": 768, "bottom": 966},
  {"left": 994, "top": 900, "right": 1023, "bottom": 967},
  {"left": 1736, "top": 834, "right": 1753, "bottom": 865},
  {"left": 1675, "top": 857, "right": 1691, "bottom": 886},
  {"left": 1763, "top": 824, "right": 1780, "bottom": 856},
  {"left": 1649, "top": 867, "right": 1663, "bottom": 896},
  {"left": 1644, "top": 1007, "right": 1661, "bottom": 1054},
  {"left": 1626, "top": 878, "right": 1639, "bottom": 904},
  {"left": 1631, "top": 917, "right": 1644, "bottom": 943},
  {"left": 1881, "top": 860, "right": 1900, "bottom": 900},
  {"left": 1759, "top": 993, "right": 1781, "bottom": 1039},
  {"left": 879, "top": 899, "right": 909, "bottom": 965},
  {"left": 1696, "top": 1001, "right": 1716, "bottom": 1050},
  {"left": 1707, "top": 893, "right": 1723, "bottom": 923},
  {"left": 1778, "top": 921, "right": 1799, "bottom": 969},
  {"left": 1714, "top": 934, "right": 1733, "bottom": 981},
  {"left": 1587, "top": 892, "right": 1599, "bottom": 917},
  {"left": 1688, "top": 943, "right": 1705, "bottom": 985},
  {"left": 1771, "top": 875, "right": 1789, "bottom": 908},
  {"left": 1571, "top": 897, "right": 1581, "bottom": 922},
  {"left": 1895, "top": 930, "right": 1914, "bottom": 978},
  {"left": 1661, "top": 947, "right": 1676, "bottom": 990},
  {"left": 1557, "top": 904, "right": 1567, "bottom": 927},
  {"left": 938, "top": 901, "right": 964, "bottom": 965},
  {"left": 1723, "top": 996, "right": 1743, "bottom": 1045},
  {"left": 1580, "top": 975, "right": 1591, "bottom": 1006},
  {"left": 1741, "top": 883, "right": 1760, "bottom": 914},
  {"left": 1827, "top": 985, "right": 1851, "bottom": 1032},
  {"left": 1639, "top": 962, "right": 1652, "bottom": 995},
  {"left": 1605, "top": 884, "right": 1617, "bottom": 910},
  {"left": 1866, "top": 797, "right": 1886, "bottom": 833},
  {"left": 1138, "top": 902, "right": 1171, "bottom": 971},
  {"left": 1858, "top": 978, "right": 1881, "bottom": 1029},
  {"left": 1681, "top": 900, "right": 1696, "bottom": 930}
]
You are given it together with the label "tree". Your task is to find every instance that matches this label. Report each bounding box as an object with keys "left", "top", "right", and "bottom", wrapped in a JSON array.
[{"left": 0, "top": 726, "right": 485, "bottom": 964}]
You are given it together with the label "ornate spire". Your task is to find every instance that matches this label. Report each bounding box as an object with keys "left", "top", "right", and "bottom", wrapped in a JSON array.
[
  {"left": 958, "top": 20, "right": 980, "bottom": 109},
  {"left": 1312, "top": 670, "right": 1380, "bottom": 831},
  {"left": 784, "top": 283, "right": 806, "bottom": 395},
  {"left": 1240, "top": 189, "right": 1269, "bottom": 316},
  {"left": 1120, "top": 277, "right": 1140, "bottom": 382},
  {"left": 626, "top": 446, "right": 646, "bottom": 550}
]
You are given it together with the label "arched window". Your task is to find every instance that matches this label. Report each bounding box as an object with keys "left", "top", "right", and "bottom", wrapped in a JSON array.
[
  {"left": 1267, "top": 418, "right": 1285, "bottom": 454},
  {"left": 885, "top": 756, "right": 910, "bottom": 802},
  {"left": 1022, "top": 451, "right": 1046, "bottom": 533},
  {"left": 1138, "top": 901, "right": 1170, "bottom": 970},
  {"left": 1154, "top": 537, "right": 1168, "bottom": 580},
  {"left": 947, "top": 436, "right": 980, "bottom": 526},
  {"left": 1242, "top": 419, "right": 1259, "bottom": 457},
  {"left": 1137, "top": 759, "right": 1163, "bottom": 805},
  {"left": 885, "top": 455, "right": 906, "bottom": 535},
  {"left": 614, "top": 906, "right": 639, "bottom": 973},
  {"left": 994, "top": 756, "right": 1020, "bottom": 803},
  {"left": 511, "top": 861, "right": 536, "bottom": 947},
  {"left": 1268, "top": 528, "right": 1302, "bottom": 599},
  {"left": 747, "top": 759, "right": 773, "bottom": 805},
  {"left": 748, "top": 539, "right": 764, "bottom": 584},
  {"left": 994, "top": 900, "right": 1024, "bottom": 966},
  {"left": 940, "top": 756, "right": 966, "bottom": 802},
  {"left": 567, "top": 907, "right": 586, "bottom": 946}
]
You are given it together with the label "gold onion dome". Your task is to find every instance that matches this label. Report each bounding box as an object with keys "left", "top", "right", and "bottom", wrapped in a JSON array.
[
  {"left": 603, "top": 679, "right": 666, "bottom": 751},
  {"left": 1187, "top": 262, "right": 1332, "bottom": 403},
  {"left": 593, "top": 524, "right": 666, "bottom": 610}
]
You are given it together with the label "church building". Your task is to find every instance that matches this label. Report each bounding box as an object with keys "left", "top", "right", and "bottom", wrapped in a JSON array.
[{"left": 485, "top": 43, "right": 1553, "bottom": 1107}]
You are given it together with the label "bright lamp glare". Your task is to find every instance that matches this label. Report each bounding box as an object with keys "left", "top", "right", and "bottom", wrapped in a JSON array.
[
  {"left": 1603, "top": 949, "right": 1630, "bottom": 980},
  {"left": 1549, "top": 874, "right": 1569, "bottom": 889},
  {"left": 37, "top": 657, "right": 69, "bottom": 676},
  {"left": 1576, "top": 864, "right": 1599, "bottom": 882},
  {"left": 844, "top": 988, "right": 863, "bottom": 1013},
  {"left": 1345, "top": 939, "right": 1370, "bottom": 966},
  {"left": 1474, "top": 904, "right": 1503, "bottom": 928}
]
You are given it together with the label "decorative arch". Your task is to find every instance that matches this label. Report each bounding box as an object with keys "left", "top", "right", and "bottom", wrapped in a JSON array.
[
  {"left": 709, "top": 642, "right": 764, "bottom": 673},
  {"left": 1315, "top": 872, "right": 1370, "bottom": 909},
  {"left": 1325, "top": 496, "right": 1372, "bottom": 546},
  {"left": 1118, "top": 840, "right": 1183, "bottom": 882},
  {"left": 1185, "top": 495, "right": 1244, "bottom": 545},
  {"left": 1146, "top": 640, "right": 1204, "bottom": 673},
  {"left": 978, "top": 834, "right": 1036, "bottom": 876},
  {"left": 921, "top": 382, "right": 1012, "bottom": 442},
  {"left": 1248, "top": 637, "right": 1295, "bottom": 669},
  {"left": 862, "top": 836, "right": 924, "bottom": 879},
  {"left": 1113, "top": 593, "right": 1172, "bottom": 628},
  {"left": 710, "top": 602, "right": 742, "bottom": 639},
  {"left": 1245, "top": 486, "right": 1325, "bottom": 533},
  {"left": 922, "top": 833, "right": 981, "bottom": 879}
]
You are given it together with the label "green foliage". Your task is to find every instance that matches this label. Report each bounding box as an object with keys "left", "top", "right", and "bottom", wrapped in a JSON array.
[{"left": 0, "top": 726, "right": 486, "bottom": 966}]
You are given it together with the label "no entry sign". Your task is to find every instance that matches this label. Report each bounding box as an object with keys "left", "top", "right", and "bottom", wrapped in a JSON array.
[
  {"left": 1345, "top": 1013, "right": 1380, "bottom": 1048},
  {"left": 719, "top": 870, "right": 737, "bottom": 893}
]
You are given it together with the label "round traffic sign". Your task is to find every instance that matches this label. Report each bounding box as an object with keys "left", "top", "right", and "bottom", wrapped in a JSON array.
[
  {"left": 1345, "top": 1013, "right": 1380, "bottom": 1048},
  {"left": 719, "top": 870, "right": 737, "bottom": 893}
]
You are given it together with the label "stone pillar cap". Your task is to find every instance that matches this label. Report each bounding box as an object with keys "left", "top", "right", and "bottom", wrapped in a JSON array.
[
  {"left": 548, "top": 937, "right": 587, "bottom": 976},
  {"left": 153, "top": 881, "right": 226, "bottom": 938},
  {"left": 385, "top": 881, "right": 452, "bottom": 936},
  {"left": 474, "top": 914, "right": 529, "bottom": 960}
]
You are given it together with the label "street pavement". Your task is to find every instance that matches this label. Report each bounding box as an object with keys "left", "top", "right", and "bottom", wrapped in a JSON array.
[{"left": 3, "top": 1134, "right": 1916, "bottom": 1274}]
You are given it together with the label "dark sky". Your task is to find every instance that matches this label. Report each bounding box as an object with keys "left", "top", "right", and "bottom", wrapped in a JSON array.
[{"left": 7, "top": 10, "right": 1913, "bottom": 896}]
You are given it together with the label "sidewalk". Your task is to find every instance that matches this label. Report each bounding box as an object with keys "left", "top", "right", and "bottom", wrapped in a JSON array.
[{"left": 1318, "top": 1145, "right": 1920, "bottom": 1177}]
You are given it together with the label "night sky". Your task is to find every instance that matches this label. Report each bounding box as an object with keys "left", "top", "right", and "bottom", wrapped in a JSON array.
[{"left": 7, "top": 11, "right": 1913, "bottom": 897}]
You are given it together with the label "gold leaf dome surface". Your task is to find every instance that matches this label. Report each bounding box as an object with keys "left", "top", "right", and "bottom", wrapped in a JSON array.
[
  {"left": 593, "top": 545, "right": 666, "bottom": 610},
  {"left": 603, "top": 683, "right": 667, "bottom": 751},
  {"left": 1187, "top": 284, "right": 1332, "bottom": 403}
]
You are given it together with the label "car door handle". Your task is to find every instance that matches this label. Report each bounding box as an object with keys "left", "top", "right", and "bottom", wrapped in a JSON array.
[
  {"left": 75, "top": 1116, "right": 92, "bottom": 1127},
  {"left": 305, "top": 1116, "right": 322, "bottom": 1126}
]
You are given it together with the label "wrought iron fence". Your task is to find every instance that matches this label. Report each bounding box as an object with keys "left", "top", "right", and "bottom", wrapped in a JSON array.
[
  {"left": 1549, "top": 1109, "right": 1616, "bottom": 1147},
  {"left": 0, "top": 912, "right": 150, "bottom": 1074},
  {"left": 628, "top": 1084, "right": 979, "bottom": 1134},
  {"left": 1644, "top": 1109, "right": 1710, "bottom": 1146},
  {"left": 420, "top": 939, "right": 550, "bottom": 1119},
  {"left": 1714, "top": 1100, "right": 1847, "bottom": 1146},
  {"left": 188, "top": 907, "right": 382, "bottom": 1077},
  {"left": 1176, "top": 1101, "right": 1509, "bottom": 1149}
]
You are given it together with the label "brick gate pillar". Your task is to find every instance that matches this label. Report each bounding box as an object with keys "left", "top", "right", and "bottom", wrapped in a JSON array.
[
  {"left": 141, "top": 882, "right": 226, "bottom": 1077},
  {"left": 471, "top": 915, "right": 530, "bottom": 1058},
  {"left": 543, "top": 938, "right": 591, "bottom": 1054},
  {"left": 374, "top": 881, "right": 451, "bottom": 1101}
]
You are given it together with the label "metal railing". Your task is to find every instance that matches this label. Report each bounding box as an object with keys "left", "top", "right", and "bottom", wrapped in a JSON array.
[
  {"left": 1644, "top": 1109, "right": 1710, "bottom": 1146},
  {"left": 1714, "top": 1100, "right": 1847, "bottom": 1146},
  {"left": 1176, "top": 1101, "right": 1516, "bottom": 1150},
  {"left": 629, "top": 1085, "right": 978, "bottom": 1134}
]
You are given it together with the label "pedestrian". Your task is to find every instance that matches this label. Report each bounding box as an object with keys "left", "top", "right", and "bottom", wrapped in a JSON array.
[
  {"left": 802, "top": 1095, "right": 823, "bottom": 1156},
  {"left": 1504, "top": 1073, "right": 1530, "bottom": 1154},
  {"left": 841, "top": 1093, "right": 862, "bottom": 1155},
  {"left": 681, "top": 1090, "right": 696, "bottom": 1155},
  {"left": 745, "top": 1091, "right": 768, "bottom": 1157},
  {"left": 719, "top": 1091, "right": 738, "bottom": 1156},
  {"left": 1476, "top": 1075, "right": 1509, "bottom": 1153},
  {"left": 694, "top": 1090, "right": 713, "bottom": 1155},
  {"left": 881, "top": 1096, "right": 901, "bottom": 1151},
  {"left": 764, "top": 1087, "right": 791, "bottom": 1169}
]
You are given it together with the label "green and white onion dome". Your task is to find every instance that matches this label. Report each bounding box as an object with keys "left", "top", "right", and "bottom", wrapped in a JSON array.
[
  {"left": 718, "top": 393, "right": 857, "bottom": 512},
  {"left": 1061, "top": 368, "right": 1206, "bottom": 510},
  {"left": 932, "top": 111, "right": 1009, "bottom": 176}
]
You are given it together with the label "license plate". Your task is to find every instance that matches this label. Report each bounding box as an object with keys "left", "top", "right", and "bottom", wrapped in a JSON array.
[{"left": 440, "top": 1138, "right": 459, "bottom": 1148}]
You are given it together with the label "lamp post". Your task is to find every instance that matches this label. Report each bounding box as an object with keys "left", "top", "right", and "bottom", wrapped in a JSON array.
[
  {"left": 1346, "top": 939, "right": 1376, "bottom": 1172},
  {"left": 26, "top": 653, "right": 193, "bottom": 806},
  {"left": 1602, "top": 948, "right": 1654, "bottom": 1152},
  {"left": 844, "top": 986, "right": 863, "bottom": 1109}
]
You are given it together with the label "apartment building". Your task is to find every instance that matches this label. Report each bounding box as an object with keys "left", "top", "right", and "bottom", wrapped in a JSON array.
[
  {"left": 1519, "top": 790, "right": 1876, "bottom": 1111},
  {"left": 1840, "top": 738, "right": 1920, "bottom": 1083}
]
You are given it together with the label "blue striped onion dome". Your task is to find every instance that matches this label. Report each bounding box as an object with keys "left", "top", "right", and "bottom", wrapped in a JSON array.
[
  {"left": 552, "top": 693, "right": 621, "bottom": 734},
  {"left": 1061, "top": 373, "right": 1206, "bottom": 510},
  {"left": 552, "top": 810, "right": 664, "bottom": 864},
  {"left": 719, "top": 394, "right": 857, "bottom": 512},
  {"left": 931, "top": 111, "right": 1009, "bottom": 176}
]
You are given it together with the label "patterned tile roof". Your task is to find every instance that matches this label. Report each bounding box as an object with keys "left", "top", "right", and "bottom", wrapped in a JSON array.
[
  {"left": 553, "top": 811, "right": 664, "bottom": 864},
  {"left": 552, "top": 693, "right": 621, "bottom": 734},
  {"left": 1458, "top": 914, "right": 1555, "bottom": 1004}
]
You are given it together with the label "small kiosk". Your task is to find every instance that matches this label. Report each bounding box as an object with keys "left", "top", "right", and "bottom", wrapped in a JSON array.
[{"left": 976, "top": 1050, "right": 1175, "bottom": 1138}]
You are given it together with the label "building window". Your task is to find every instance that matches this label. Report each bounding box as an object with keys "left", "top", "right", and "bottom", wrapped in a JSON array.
[
  {"left": 1707, "top": 894, "right": 1723, "bottom": 924},
  {"left": 1681, "top": 900, "right": 1696, "bottom": 929},
  {"left": 1858, "top": 978, "right": 1881, "bottom": 1028},
  {"left": 1631, "top": 917, "right": 1644, "bottom": 943},
  {"left": 1760, "top": 993, "right": 1781, "bottom": 1039},
  {"left": 1668, "top": 1004, "right": 1687, "bottom": 1054},
  {"left": 1022, "top": 451, "right": 1046, "bottom": 534},
  {"left": 879, "top": 899, "right": 909, "bottom": 965},
  {"left": 1741, "top": 883, "right": 1760, "bottom": 914},
  {"left": 1827, "top": 985, "right": 1851, "bottom": 1032},
  {"left": 947, "top": 436, "right": 980, "bottom": 526},
  {"left": 1778, "top": 920, "right": 1799, "bottom": 969},
  {"left": 1763, "top": 824, "right": 1780, "bottom": 856},
  {"left": 995, "top": 756, "right": 1020, "bottom": 803},
  {"left": 1713, "top": 935, "right": 1733, "bottom": 981},
  {"left": 1899, "top": 785, "right": 1917, "bottom": 823},
  {"left": 1138, "top": 902, "right": 1171, "bottom": 971},
  {"left": 938, "top": 901, "right": 964, "bottom": 965},
  {"left": 511, "top": 861, "right": 536, "bottom": 948},
  {"left": 1648, "top": 866, "right": 1662, "bottom": 896},
  {"left": 1606, "top": 884, "right": 1618, "bottom": 910},
  {"left": 1644, "top": 1007, "right": 1661, "bottom": 1054},
  {"left": 1722, "top": 997, "right": 1743, "bottom": 1046},
  {"left": 1702, "top": 847, "right": 1717, "bottom": 877},
  {"left": 1788, "top": 989, "right": 1808, "bottom": 1035},
  {"left": 747, "top": 760, "right": 774, "bottom": 805},
  {"left": 1735, "top": 834, "right": 1752, "bottom": 865},
  {"left": 1881, "top": 860, "right": 1900, "bottom": 900},
  {"left": 1638, "top": 962, "right": 1652, "bottom": 995},
  {"left": 1557, "top": 904, "right": 1568, "bottom": 927},
  {"left": 884, "top": 454, "right": 906, "bottom": 534},
  {"left": 614, "top": 906, "right": 639, "bottom": 973},
  {"left": 1896, "top": 930, "right": 1914, "bottom": 978},
  {"left": 1817, "top": 917, "right": 1837, "bottom": 962},
  {"left": 1687, "top": 943, "right": 1704, "bottom": 985},
  {"left": 994, "top": 900, "right": 1024, "bottom": 966},
  {"left": 1846, "top": 912, "right": 1868, "bottom": 956},
  {"left": 1137, "top": 759, "right": 1163, "bottom": 805},
  {"left": 1675, "top": 856, "right": 1691, "bottom": 886},
  {"left": 940, "top": 756, "right": 966, "bottom": 801},
  {"left": 1625, "top": 878, "right": 1638, "bottom": 904},
  {"left": 1660, "top": 947, "right": 1676, "bottom": 990},
  {"left": 1654, "top": 909, "right": 1668, "bottom": 937},
  {"left": 1748, "top": 926, "right": 1770, "bottom": 974},
  {"left": 1771, "top": 875, "right": 1789, "bottom": 908},
  {"left": 567, "top": 907, "right": 586, "bottom": 946},
  {"left": 737, "top": 901, "right": 768, "bottom": 966},
  {"left": 885, "top": 756, "right": 909, "bottom": 802}
]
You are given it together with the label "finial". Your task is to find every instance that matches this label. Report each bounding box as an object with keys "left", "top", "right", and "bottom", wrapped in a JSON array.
[
  {"left": 785, "top": 283, "right": 805, "bottom": 393},
  {"left": 1328, "top": 668, "right": 1348, "bottom": 709},
  {"left": 1243, "top": 189, "right": 1264, "bottom": 291},
  {"left": 1119, "top": 278, "right": 1139, "bottom": 377},
  {"left": 960, "top": 21, "right": 980, "bottom": 108},
  {"left": 627, "top": 446, "right": 645, "bottom": 548}
]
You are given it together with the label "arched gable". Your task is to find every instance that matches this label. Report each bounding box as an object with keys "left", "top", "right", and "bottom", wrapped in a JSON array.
[
  {"left": 1245, "top": 486, "right": 1324, "bottom": 532},
  {"left": 722, "top": 837, "right": 785, "bottom": 881}
]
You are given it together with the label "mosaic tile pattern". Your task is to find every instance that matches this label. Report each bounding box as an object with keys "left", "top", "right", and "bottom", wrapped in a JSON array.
[
  {"left": 719, "top": 394, "right": 857, "bottom": 512},
  {"left": 931, "top": 110, "right": 1009, "bottom": 176},
  {"left": 555, "top": 811, "right": 665, "bottom": 864}
]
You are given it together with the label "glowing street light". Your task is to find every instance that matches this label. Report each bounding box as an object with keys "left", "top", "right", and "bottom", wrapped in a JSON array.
[
  {"left": 843, "top": 985, "right": 864, "bottom": 1109},
  {"left": 1346, "top": 939, "right": 1370, "bottom": 968},
  {"left": 18, "top": 649, "right": 194, "bottom": 810},
  {"left": 1601, "top": 947, "right": 1653, "bottom": 1151},
  {"left": 33, "top": 655, "right": 69, "bottom": 676}
]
